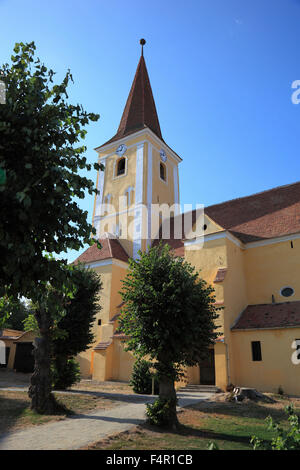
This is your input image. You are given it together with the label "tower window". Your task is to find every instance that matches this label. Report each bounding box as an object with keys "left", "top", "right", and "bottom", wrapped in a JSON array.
[
  {"left": 116, "top": 157, "right": 126, "bottom": 176},
  {"left": 160, "top": 162, "right": 166, "bottom": 181},
  {"left": 251, "top": 341, "right": 262, "bottom": 361}
]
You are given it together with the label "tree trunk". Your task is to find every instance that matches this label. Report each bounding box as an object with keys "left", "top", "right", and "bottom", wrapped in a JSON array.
[
  {"left": 28, "top": 307, "right": 56, "bottom": 414},
  {"left": 159, "top": 374, "right": 179, "bottom": 430}
]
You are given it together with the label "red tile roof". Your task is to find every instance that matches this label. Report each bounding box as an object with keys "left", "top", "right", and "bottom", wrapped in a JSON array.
[
  {"left": 153, "top": 181, "right": 300, "bottom": 250},
  {"left": 206, "top": 181, "right": 300, "bottom": 243},
  {"left": 232, "top": 301, "right": 300, "bottom": 330},
  {"left": 102, "top": 55, "right": 162, "bottom": 147},
  {"left": 214, "top": 268, "right": 227, "bottom": 283},
  {"left": 74, "top": 236, "right": 129, "bottom": 265},
  {"left": 110, "top": 312, "right": 121, "bottom": 323}
]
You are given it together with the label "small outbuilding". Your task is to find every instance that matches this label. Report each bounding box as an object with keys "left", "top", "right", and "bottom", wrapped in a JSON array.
[{"left": 0, "top": 329, "right": 36, "bottom": 372}]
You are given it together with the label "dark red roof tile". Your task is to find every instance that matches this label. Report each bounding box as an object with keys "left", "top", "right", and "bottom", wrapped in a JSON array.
[
  {"left": 206, "top": 181, "right": 300, "bottom": 243},
  {"left": 232, "top": 301, "right": 300, "bottom": 330},
  {"left": 102, "top": 55, "right": 162, "bottom": 146},
  {"left": 74, "top": 236, "right": 129, "bottom": 265},
  {"left": 154, "top": 181, "right": 300, "bottom": 250}
]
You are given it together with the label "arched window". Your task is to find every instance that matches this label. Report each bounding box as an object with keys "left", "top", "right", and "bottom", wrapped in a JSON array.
[
  {"left": 116, "top": 157, "right": 126, "bottom": 176},
  {"left": 160, "top": 162, "right": 166, "bottom": 181}
]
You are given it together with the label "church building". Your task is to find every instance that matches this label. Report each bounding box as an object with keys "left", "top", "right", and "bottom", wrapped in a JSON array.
[{"left": 75, "top": 41, "right": 300, "bottom": 395}]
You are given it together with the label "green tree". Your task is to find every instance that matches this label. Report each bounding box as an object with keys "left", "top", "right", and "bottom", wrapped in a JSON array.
[
  {"left": 0, "top": 41, "right": 103, "bottom": 412},
  {"left": 52, "top": 266, "right": 102, "bottom": 390},
  {"left": 0, "top": 41, "right": 102, "bottom": 299},
  {"left": 119, "top": 243, "right": 219, "bottom": 429},
  {"left": 27, "top": 264, "right": 102, "bottom": 412},
  {"left": 28, "top": 284, "right": 69, "bottom": 414},
  {"left": 251, "top": 404, "right": 300, "bottom": 450},
  {"left": 0, "top": 296, "right": 29, "bottom": 331}
]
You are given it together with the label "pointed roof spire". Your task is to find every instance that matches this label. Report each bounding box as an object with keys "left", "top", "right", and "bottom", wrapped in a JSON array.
[{"left": 102, "top": 39, "right": 163, "bottom": 146}]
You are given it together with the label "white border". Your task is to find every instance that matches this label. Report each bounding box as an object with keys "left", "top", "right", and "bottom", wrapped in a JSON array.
[{"left": 279, "top": 286, "right": 295, "bottom": 298}]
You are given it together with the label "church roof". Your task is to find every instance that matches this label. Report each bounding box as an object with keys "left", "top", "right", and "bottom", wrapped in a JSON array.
[
  {"left": 154, "top": 181, "right": 300, "bottom": 250},
  {"left": 231, "top": 301, "right": 300, "bottom": 330},
  {"left": 101, "top": 52, "right": 163, "bottom": 146},
  {"left": 74, "top": 235, "right": 129, "bottom": 265},
  {"left": 205, "top": 181, "right": 300, "bottom": 244}
]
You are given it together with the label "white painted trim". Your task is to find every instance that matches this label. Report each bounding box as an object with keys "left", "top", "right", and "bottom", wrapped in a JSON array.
[
  {"left": 184, "top": 228, "right": 300, "bottom": 251},
  {"left": 135, "top": 143, "right": 144, "bottom": 204},
  {"left": 184, "top": 230, "right": 243, "bottom": 248},
  {"left": 279, "top": 286, "right": 295, "bottom": 298},
  {"left": 95, "top": 158, "right": 106, "bottom": 218},
  {"left": 98, "top": 207, "right": 135, "bottom": 220},
  {"left": 173, "top": 164, "right": 179, "bottom": 210},
  {"left": 245, "top": 233, "right": 300, "bottom": 249},
  {"left": 133, "top": 143, "right": 144, "bottom": 259},
  {"left": 85, "top": 259, "right": 128, "bottom": 269},
  {"left": 95, "top": 128, "right": 182, "bottom": 164},
  {"left": 147, "top": 143, "right": 153, "bottom": 247},
  {"left": 232, "top": 325, "right": 300, "bottom": 332}
]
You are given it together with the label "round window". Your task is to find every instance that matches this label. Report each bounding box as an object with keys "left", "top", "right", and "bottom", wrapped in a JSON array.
[{"left": 280, "top": 287, "right": 294, "bottom": 298}]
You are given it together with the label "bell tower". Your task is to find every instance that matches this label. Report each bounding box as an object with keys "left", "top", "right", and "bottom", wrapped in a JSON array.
[{"left": 93, "top": 40, "right": 182, "bottom": 258}]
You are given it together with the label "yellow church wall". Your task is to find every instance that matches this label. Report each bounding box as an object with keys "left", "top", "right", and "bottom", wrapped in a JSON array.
[
  {"left": 222, "top": 238, "right": 248, "bottom": 385},
  {"left": 95, "top": 131, "right": 181, "bottom": 256},
  {"left": 92, "top": 349, "right": 107, "bottom": 381},
  {"left": 110, "top": 263, "right": 128, "bottom": 319},
  {"left": 76, "top": 348, "right": 93, "bottom": 378},
  {"left": 244, "top": 238, "right": 300, "bottom": 305},
  {"left": 91, "top": 265, "right": 112, "bottom": 340},
  {"left": 101, "top": 146, "right": 137, "bottom": 216},
  {"left": 77, "top": 264, "right": 111, "bottom": 378},
  {"left": 184, "top": 237, "right": 227, "bottom": 332},
  {"left": 214, "top": 342, "right": 228, "bottom": 391},
  {"left": 231, "top": 328, "right": 300, "bottom": 396},
  {"left": 151, "top": 146, "right": 175, "bottom": 207},
  {"left": 111, "top": 338, "right": 135, "bottom": 382},
  {"left": 185, "top": 365, "right": 200, "bottom": 385}
]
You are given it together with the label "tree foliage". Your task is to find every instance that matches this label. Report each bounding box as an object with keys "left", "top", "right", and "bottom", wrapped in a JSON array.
[
  {"left": 0, "top": 296, "right": 29, "bottom": 331},
  {"left": 251, "top": 404, "right": 300, "bottom": 450},
  {"left": 130, "top": 359, "right": 159, "bottom": 395},
  {"left": 52, "top": 266, "right": 102, "bottom": 389},
  {"left": 119, "top": 243, "right": 220, "bottom": 427},
  {"left": 0, "top": 41, "right": 102, "bottom": 298}
]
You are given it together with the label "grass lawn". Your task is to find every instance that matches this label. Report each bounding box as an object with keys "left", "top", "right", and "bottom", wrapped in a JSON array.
[
  {"left": 0, "top": 390, "right": 118, "bottom": 435},
  {"left": 86, "top": 394, "right": 300, "bottom": 451}
]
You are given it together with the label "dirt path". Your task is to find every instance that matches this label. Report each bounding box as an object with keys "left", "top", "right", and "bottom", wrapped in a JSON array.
[{"left": 0, "top": 391, "right": 212, "bottom": 450}]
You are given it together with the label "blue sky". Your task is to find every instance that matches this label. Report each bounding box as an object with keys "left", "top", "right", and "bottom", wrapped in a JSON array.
[{"left": 1, "top": 0, "right": 300, "bottom": 262}]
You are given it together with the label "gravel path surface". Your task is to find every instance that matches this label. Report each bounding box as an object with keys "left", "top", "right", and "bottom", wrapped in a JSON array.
[{"left": 0, "top": 391, "right": 212, "bottom": 450}]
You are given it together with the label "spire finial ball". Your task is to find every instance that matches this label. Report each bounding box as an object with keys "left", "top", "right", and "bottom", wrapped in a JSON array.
[{"left": 140, "top": 39, "right": 146, "bottom": 46}]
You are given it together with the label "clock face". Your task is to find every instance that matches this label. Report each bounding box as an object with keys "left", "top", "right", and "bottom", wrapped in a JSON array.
[
  {"left": 116, "top": 144, "right": 127, "bottom": 156},
  {"left": 160, "top": 149, "right": 167, "bottom": 162}
]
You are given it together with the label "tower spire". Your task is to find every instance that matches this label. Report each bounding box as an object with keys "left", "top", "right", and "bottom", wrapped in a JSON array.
[
  {"left": 140, "top": 38, "right": 146, "bottom": 57},
  {"left": 102, "top": 40, "right": 163, "bottom": 146}
]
